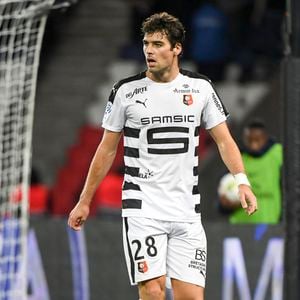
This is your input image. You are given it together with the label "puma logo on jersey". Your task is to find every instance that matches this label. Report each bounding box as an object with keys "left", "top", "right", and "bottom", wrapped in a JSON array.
[{"left": 136, "top": 99, "right": 148, "bottom": 108}]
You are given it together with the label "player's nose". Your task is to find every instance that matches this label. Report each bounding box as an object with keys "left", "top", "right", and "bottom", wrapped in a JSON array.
[{"left": 145, "top": 44, "right": 153, "bottom": 54}]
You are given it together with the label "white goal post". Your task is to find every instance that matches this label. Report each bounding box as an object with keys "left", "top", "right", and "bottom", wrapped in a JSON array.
[{"left": 0, "top": 1, "right": 54, "bottom": 298}]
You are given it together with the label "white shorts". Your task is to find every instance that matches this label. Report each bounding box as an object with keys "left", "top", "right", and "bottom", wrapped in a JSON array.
[{"left": 122, "top": 217, "right": 207, "bottom": 288}]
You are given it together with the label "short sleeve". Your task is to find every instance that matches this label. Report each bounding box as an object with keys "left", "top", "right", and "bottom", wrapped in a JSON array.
[
  {"left": 201, "top": 81, "right": 229, "bottom": 130},
  {"left": 102, "top": 85, "right": 125, "bottom": 132}
]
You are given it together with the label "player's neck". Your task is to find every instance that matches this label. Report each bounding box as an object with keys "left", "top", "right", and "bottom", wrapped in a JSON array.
[{"left": 146, "top": 65, "right": 180, "bottom": 83}]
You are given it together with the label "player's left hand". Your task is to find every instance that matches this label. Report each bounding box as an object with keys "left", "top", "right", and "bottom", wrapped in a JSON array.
[{"left": 238, "top": 185, "right": 258, "bottom": 216}]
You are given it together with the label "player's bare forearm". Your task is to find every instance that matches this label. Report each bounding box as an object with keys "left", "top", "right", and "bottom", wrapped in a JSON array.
[
  {"left": 217, "top": 138, "right": 245, "bottom": 174},
  {"left": 209, "top": 122, "right": 258, "bottom": 215},
  {"left": 209, "top": 122, "right": 244, "bottom": 174}
]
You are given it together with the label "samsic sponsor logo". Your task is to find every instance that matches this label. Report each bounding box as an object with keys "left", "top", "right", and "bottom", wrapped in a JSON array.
[
  {"left": 141, "top": 114, "right": 195, "bottom": 125},
  {"left": 126, "top": 86, "right": 147, "bottom": 99}
]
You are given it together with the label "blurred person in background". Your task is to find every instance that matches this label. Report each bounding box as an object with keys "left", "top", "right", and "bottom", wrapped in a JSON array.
[
  {"left": 190, "top": 0, "right": 230, "bottom": 82},
  {"left": 68, "top": 12, "right": 257, "bottom": 300},
  {"left": 219, "top": 120, "right": 282, "bottom": 224}
]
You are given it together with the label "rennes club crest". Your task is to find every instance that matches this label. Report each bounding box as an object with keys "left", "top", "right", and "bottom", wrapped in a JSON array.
[
  {"left": 138, "top": 261, "right": 148, "bottom": 273},
  {"left": 183, "top": 94, "right": 193, "bottom": 106}
]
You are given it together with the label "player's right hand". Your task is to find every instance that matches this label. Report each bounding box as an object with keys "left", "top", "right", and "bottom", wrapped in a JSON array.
[{"left": 68, "top": 201, "right": 90, "bottom": 231}]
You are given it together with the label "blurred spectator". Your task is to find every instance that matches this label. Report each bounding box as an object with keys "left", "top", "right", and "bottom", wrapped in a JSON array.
[
  {"left": 219, "top": 120, "right": 283, "bottom": 224},
  {"left": 189, "top": 0, "right": 230, "bottom": 82}
]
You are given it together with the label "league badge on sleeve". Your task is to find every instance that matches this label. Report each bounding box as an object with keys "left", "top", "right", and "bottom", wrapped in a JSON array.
[
  {"left": 104, "top": 101, "right": 113, "bottom": 115},
  {"left": 103, "top": 101, "right": 113, "bottom": 122},
  {"left": 183, "top": 94, "right": 193, "bottom": 106}
]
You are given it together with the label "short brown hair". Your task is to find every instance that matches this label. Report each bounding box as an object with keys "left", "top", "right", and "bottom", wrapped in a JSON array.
[{"left": 141, "top": 12, "right": 185, "bottom": 49}]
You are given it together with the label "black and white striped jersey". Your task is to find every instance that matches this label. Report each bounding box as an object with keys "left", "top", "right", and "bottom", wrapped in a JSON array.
[{"left": 102, "top": 69, "right": 228, "bottom": 222}]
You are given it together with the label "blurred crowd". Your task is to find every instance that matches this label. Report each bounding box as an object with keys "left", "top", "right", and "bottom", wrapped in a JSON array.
[{"left": 122, "top": 0, "right": 285, "bottom": 82}]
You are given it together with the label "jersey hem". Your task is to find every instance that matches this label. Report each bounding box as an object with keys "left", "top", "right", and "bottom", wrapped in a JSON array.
[
  {"left": 121, "top": 212, "right": 202, "bottom": 223},
  {"left": 102, "top": 124, "right": 123, "bottom": 132},
  {"left": 205, "top": 118, "right": 228, "bottom": 130}
]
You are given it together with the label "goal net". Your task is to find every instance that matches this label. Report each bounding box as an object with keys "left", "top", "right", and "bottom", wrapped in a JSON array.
[{"left": 0, "top": 0, "right": 54, "bottom": 298}]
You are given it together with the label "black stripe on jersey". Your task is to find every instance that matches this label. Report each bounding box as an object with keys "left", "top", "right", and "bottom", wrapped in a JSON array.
[
  {"left": 194, "top": 146, "right": 199, "bottom": 156},
  {"left": 148, "top": 147, "right": 188, "bottom": 155},
  {"left": 124, "top": 147, "right": 139, "bottom": 158},
  {"left": 193, "top": 185, "right": 200, "bottom": 195},
  {"left": 194, "top": 126, "right": 200, "bottom": 137},
  {"left": 193, "top": 162, "right": 200, "bottom": 194},
  {"left": 195, "top": 204, "right": 201, "bottom": 213},
  {"left": 108, "top": 72, "right": 147, "bottom": 104},
  {"left": 180, "top": 68, "right": 229, "bottom": 117},
  {"left": 123, "top": 181, "right": 141, "bottom": 191},
  {"left": 193, "top": 166, "right": 199, "bottom": 176},
  {"left": 124, "top": 217, "right": 135, "bottom": 283},
  {"left": 180, "top": 68, "right": 212, "bottom": 82},
  {"left": 147, "top": 126, "right": 189, "bottom": 155},
  {"left": 124, "top": 127, "right": 140, "bottom": 138},
  {"left": 122, "top": 199, "right": 142, "bottom": 209},
  {"left": 125, "top": 166, "right": 140, "bottom": 177}
]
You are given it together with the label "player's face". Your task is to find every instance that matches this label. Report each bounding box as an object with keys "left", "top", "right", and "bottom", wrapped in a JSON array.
[
  {"left": 143, "top": 31, "right": 181, "bottom": 74},
  {"left": 243, "top": 128, "right": 268, "bottom": 152}
]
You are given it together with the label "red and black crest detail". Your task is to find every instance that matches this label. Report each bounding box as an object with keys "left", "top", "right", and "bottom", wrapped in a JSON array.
[
  {"left": 138, "top": 261, "right": 148, "bottom": 273},
  {"left": 183, "top": 94, "right": 193, "bottom": 106}
]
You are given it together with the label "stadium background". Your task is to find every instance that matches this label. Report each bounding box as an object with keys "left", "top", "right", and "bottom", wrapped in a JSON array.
[
  {"left": 33, "top": 0, "right": 284, "bottom": 220},
  {"left": 4, "top": 0, "right": 295, "bottom": 299}
]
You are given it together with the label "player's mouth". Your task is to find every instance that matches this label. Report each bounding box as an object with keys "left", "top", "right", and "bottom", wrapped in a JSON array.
[{"left": 147, "top": 58, "right": 157, "bottom": 67}]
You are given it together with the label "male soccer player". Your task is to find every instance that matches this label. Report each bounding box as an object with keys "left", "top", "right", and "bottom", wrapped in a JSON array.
[{"left": 68, "top": 12, "right": 257, "bottom": 300}]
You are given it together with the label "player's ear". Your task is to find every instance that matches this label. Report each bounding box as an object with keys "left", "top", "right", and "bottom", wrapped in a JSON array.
[{"left": 173, "top": 43, "right": 182, "bottom": 56}]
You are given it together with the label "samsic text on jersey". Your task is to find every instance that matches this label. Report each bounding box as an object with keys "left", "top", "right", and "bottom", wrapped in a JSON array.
[{"left": 102, "top": 69, "right": 229, "bottom": 222}]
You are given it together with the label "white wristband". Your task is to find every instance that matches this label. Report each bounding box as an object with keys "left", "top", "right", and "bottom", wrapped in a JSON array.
[{"left": 233, "top": 173, "right": 251, "bottom": 187}]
